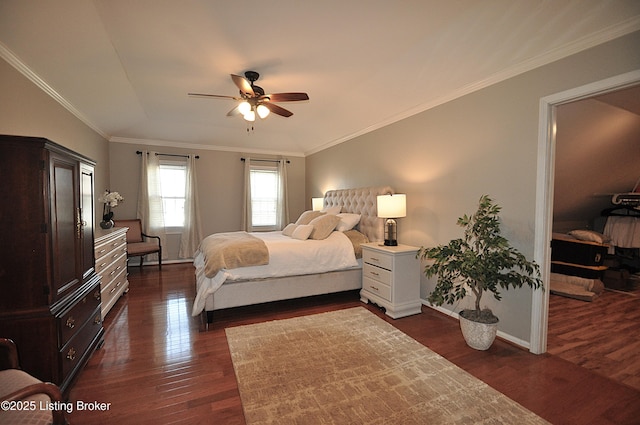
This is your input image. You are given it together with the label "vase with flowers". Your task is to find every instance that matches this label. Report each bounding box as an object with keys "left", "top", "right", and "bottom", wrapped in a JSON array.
[{"left": 99, "top": 190, "right": 124, "bottom": 229}]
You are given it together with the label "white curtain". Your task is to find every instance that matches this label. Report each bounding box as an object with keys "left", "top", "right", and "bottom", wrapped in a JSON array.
[
  {"left": 137, "top": 151, "right": 167, "bottom": 260},
  {"left": 179, "top": 154, "right": 202, "bottom": 258},
  {"left": 241, "top": 157, "right": 253, "bottom": 231},
  {"left": 276, "top": 159, "right": 289, "bottom": 230}
]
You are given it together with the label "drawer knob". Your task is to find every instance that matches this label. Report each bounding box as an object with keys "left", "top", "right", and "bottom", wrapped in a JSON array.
[
  {"left": 94, "top": 315, "right": 102, "bottom": 325},
  {"left": 66, "top": 347, "right": 76, "bottom": 361},
  {"left": 65, "top": 317, "right": 75, "bottom": 329}
]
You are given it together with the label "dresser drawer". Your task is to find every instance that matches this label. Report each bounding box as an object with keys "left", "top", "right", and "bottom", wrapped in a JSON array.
[
  {"left": 363, "top": 263, "right": 392, "bottom": 285},
  {"left": 101, "top": 252, "right": 126, "bottom": 285},
  {"left": 95, "top": 241, "right": 126, "bottom": 274},
  {"left": 363, "top": 276, "right": 391, "bottom": 301},
  {"left": 101, "top": 267, "right": 128, "bottom": 310},
  {"left": 59, "top": 306, "right": 102, "bottom": 381},
  {"left": 363, "top": 249, "right": 393, "bottom": 271},
  {"left": 58, "top": 284, "right": 101, "bottom": 348}
]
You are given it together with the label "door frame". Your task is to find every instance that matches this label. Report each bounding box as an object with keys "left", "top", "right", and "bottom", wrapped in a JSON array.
[{"left": 530, "top": 69, "right": 640, "bottom": 354}]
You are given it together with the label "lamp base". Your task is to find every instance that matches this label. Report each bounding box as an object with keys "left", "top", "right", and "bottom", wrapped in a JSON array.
[{"left": 384, "top": 239, "right": 398, "bottom": 246}]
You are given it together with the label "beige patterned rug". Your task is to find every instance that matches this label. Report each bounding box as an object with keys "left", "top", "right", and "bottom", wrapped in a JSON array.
[{"left": 225, "top": 307, "right": 550, "bottom": 424}]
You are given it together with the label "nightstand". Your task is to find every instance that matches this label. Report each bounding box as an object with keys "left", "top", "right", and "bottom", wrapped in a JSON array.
[{"left": 360, "top": 242, "right": 421, "bottom": 318}]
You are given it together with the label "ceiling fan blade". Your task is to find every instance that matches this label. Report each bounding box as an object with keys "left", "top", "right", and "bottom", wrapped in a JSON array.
[
  {"left": 231, "top": 74, "right": 255, "bottom": 97},
  {"left": 188, "top": 93, "right": 242, "bottom": 100},
  {"left": 227, "top": 105, "right": 242, "bottom": 116},
  {"left": 263, "top": 92, "right": 309, "bottom": 102},
  {"left": 262, "top": 102, "right": 293, "bottom": 117}
]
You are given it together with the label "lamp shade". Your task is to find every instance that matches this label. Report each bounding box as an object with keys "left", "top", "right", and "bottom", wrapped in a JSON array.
[
  {"left": 377, "top": 194, "right": 406, "bottom": 218},
  {"left": 312, "top": 197, "right": 324, "bottom": 211}
]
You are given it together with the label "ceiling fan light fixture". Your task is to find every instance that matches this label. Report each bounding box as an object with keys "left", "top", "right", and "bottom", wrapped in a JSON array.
[
  {"left": 238, "top": 101, "right": 251, "bottom": 115},
  {"left": 243, "top": 110, "right": 256, "bottom": 122},
  {"left": 257, "top": 104, "right": 270, "bottom": 119}
]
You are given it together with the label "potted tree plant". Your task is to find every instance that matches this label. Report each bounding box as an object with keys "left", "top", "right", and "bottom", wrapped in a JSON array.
[{"left": 418, "top": 195, "right": 543, "bottom": 350}]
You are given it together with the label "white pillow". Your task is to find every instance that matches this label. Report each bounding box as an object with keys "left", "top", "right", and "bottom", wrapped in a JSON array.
[
  {"left": 335, "top": 213, "right": 361, "bottom": 232},
  {"left": 568, "top": 229, "right": 610, "bottom": 244},
  {"left": 321, "top": 205, "right": 341, "bottom": 215},
  {"left": 282, "top": 223, "right": 297, "bottom": 237},
  {"left": 291, "top": 224, "right": 314, "bottom": 240}
]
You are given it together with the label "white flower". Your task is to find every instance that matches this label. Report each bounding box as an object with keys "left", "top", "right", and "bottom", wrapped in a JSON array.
[{"left": 99, "top": 190, "right": 124, "bottom": 207}]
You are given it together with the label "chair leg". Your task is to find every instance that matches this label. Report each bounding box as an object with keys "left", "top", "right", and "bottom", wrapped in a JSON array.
[
  {"left": 158, "top": 247, "right": 162, "bottom": 270},
  {"left": 140, "top": 255, "right": 144, "bottom": 268}
]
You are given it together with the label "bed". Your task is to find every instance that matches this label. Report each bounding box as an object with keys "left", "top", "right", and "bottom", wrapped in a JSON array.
[{"left": 192, "top": 186, "right": 393, "bottom": 324}]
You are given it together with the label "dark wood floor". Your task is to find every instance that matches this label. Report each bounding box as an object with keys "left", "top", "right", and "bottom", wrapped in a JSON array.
[
  {"left": 548, "top": 289, "right": 640, "bottom": 391},
  {"left": 68, "top": 264, "right": 640, "bottom": 424}
]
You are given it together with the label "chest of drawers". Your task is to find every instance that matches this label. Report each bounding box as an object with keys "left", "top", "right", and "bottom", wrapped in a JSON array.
[
  {"left": 95, "top": 227, "right": 130, "bottom": 319},
  {"left": 360, "top": 243, "right": 421, "bottom": 318}
]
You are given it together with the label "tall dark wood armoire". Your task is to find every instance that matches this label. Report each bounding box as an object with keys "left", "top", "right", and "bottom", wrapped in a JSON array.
[{"left": 0, "top": 135, "right": 104, "bottom": 394}]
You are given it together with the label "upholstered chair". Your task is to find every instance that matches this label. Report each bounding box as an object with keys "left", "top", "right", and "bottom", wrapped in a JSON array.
[
  {"left": 0, "top": 338, "right": 68, "bottom": 425},
  {"left": 113, "top": 219, "right": 162, "bottom": 269}
]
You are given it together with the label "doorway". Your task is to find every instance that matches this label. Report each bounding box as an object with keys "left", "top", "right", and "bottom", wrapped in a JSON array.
[{"left": 530, "top": 69, "right": 640, "bottom": 355}]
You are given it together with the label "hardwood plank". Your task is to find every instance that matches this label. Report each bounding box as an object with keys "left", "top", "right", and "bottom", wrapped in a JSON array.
[{"left": 68, "top": 264, "right": 640, "bottom": 424}]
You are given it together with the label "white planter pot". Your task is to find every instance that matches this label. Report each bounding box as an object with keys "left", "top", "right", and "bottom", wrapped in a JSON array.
[{"left": 459, "top": 313, "right": 499, "bottom": 350}]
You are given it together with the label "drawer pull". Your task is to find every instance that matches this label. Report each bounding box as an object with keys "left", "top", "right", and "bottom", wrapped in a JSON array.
[
  {"left": 65, "top": 317, "right": 75, "bottom": 329},
  {"left": 99, "top": 262, "right": 107, "bottom": 269},
  {"left": 110, "top": 269, "right": 117, "bottom": 276},
  {"left": 370, "top": 257, "right": 380, "bottom": 262},
  {"left": 94, "top": 315, "right": 102, "bottom": 325},
  {"left": 66, "top": 347, "right": 76, "bottom": 361},
  {"left": 98, "top": 249, "right": 106, "bottom": 255},
  {"left": 94, "top": 291, "right": 101, "bottom": 302},
  {"left": 369, "top": 271, "right": 380, "bottom": 277},
  {"left": 370, "top": 285, "right": 379, "bottom": 291},
  {"left": 109, "top": 285, "right": 118, "bottom": 294}
]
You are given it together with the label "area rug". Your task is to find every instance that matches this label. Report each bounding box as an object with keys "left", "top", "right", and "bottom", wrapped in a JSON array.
[{"left": 225, "top": 307, "right": 550, "bottom": 424}]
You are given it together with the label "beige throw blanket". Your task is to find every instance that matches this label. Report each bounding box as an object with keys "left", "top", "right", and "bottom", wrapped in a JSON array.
[{"left": 199, "top": 232, "right": 269, "bottom": 278}]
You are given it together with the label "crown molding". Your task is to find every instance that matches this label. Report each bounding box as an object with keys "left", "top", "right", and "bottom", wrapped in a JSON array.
[
  {"left": 0, "top": 42, "right": 110, "bottom": 140},
  {"left": 305, "top": 17, "right": 640, "bottom": 156},
  {"left": 110, "top": 136, "right": 305, "bottom": 158}
]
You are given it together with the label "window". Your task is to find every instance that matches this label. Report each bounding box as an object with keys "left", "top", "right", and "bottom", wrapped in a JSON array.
[
  {"left": 250, "top": 164, "right": 280, "bottom": 230},
  {"left": 158, "top": 160, "right": 187, "bottom": 227}
]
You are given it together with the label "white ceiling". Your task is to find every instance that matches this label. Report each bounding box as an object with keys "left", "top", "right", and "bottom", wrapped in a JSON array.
[{"left": 1, "top": 1, "right": 639, "bottom": 156}]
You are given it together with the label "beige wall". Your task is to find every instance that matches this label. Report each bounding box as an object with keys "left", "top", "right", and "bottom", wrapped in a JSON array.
[
  {"left": 109, "top": 141, "right": 306, "bottom": 260},
  {"left": 306, "top": 31, "right": 640, "bottom": 344},
  {"left": 0, "top": 58, "right": 110, "bottom": 227}
]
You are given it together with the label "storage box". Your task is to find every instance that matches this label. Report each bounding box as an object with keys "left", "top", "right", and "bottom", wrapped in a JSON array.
[{"left": 551, "top": 235, "right": 608, "bottom": 266}]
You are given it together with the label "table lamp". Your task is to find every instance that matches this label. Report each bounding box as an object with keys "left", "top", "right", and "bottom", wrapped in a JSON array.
[{"left": 377, "top": 194, "right": 406, "bottom": 246}]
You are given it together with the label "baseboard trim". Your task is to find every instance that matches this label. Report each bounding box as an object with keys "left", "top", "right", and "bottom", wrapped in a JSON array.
[{"left": 420, "top": 300, "right": 530, "bottom": 350}]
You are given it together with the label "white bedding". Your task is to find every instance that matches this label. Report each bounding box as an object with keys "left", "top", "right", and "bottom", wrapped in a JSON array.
[{"left": 192, "top": 231, "right": 359, "bottom": 316}]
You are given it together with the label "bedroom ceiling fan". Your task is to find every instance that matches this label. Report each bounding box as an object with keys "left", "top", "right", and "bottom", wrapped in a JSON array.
[{"left": 188, "top": 71, "right": 309, "bottom": 122}]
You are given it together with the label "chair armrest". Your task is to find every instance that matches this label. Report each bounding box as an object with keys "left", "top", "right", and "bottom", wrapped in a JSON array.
[
  {"left": 0, "top": 338, "right": 19, "bottom": 370},
  {"left": 1, "top": 382, "right": 68, "bottom": 425},
  {"left": 141, "top": 233, "right": 162, "bottom": 247}
]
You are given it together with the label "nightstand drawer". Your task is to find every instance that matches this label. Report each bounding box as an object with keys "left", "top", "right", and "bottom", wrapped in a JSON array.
[
  {"left": 363, "top": 263, "right": 392, "bottom": 285},
  {"left": 363, "top": 249, "right": 393, "bottom": 270},
  {"left": 363, "top": 277, "right": 391, "bottom": 301}
]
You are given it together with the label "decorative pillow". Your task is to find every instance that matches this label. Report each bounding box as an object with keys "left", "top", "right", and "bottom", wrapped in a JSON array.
[
  {"left": 291, "top": 224, "right": 314, "bottom": 240},
  {"left": 282, "top": 223, "right": 297, "bottom": 237},
  {"left": 335, "top": 213, "right": 361, "bottom": 232},
  {"left": 295, "top": 210, "right": 325, "bottom": 225},
  {"left": 309, "top": 214, "right": 342, "bottom": 240},
  {"left": 568, "top": 229, "right": 610, "bottom": 244},
  {"left": 321, "top": 205, "right": 341, "bottom": 215}
]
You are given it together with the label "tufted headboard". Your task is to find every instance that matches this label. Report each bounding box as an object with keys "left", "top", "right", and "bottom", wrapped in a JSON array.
[{"left": 323, "top": 186, "right": 393, "bottom": 242}]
